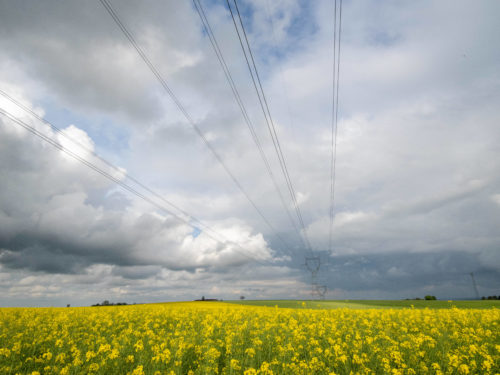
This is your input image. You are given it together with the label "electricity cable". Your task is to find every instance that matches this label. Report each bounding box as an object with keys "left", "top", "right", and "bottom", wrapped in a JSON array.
[
  {"left": 264, "top": 0, "right": 298, "bottom": 147},
  {"left": 99, "top": 0, "right": 293, "bottom": 251},
  {"left": 0, "top": 88, "right": 235, "bottom": 249},
  {"left": 328, "top": 0, "right": 343, "bottom": 254},
  {"left": 230, "top": 0, "right": 311, "bottom": 252},
  {"left": 0, "top": 107, "right": 278, "bottom": 267},
  {"left": 226, "top": 0, "right": 313, "bottom": 254},
  {"left": 193, "top": 0, "right": 301, "bottom": 257}
]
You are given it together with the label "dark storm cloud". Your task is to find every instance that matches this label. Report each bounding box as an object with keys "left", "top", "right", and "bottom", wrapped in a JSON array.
[
  {"left": 324, "top": 251, "right": 500, "bottom": 298},
  {"left": 0, "top": 246, "right": 84, "bottom": 274},
  {"left": 0, "top": 231, "right": 136, "bottom": 274},
  {"left": 111, "top": 265, "right": 162, "bottom": 280}
]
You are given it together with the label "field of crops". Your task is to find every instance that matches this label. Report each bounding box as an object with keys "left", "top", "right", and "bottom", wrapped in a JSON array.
[
  {"left": 0, "top": 302, "right": 498, "bottom": 374},
  {"left": 229, "top": 299, "right": 500, "bottom": 309}
]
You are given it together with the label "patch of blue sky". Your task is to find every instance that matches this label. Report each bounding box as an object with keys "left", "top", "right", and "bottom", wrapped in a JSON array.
[
  {"left": 195, "top": 0, "right": 317, "bottom": 71},
  {"left": 255, "top": 1, "right": 318, "bottom": 66},
  {"left": 284, "top": 0, "right": 319, "bottom": 43},
  {"left": 192, "top": 227, "right": 202, "bottom": 238},
  {"left": 38, "top": 98, "right": 130, "bottom": 164}
]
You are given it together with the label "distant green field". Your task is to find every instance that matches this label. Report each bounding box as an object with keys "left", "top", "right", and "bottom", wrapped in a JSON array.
[
  {"left": 225, "top": 300, "right": 368, "bottom": 309},
  {"left": 225, "top": 299, "right": 500, "bottom": 309}
]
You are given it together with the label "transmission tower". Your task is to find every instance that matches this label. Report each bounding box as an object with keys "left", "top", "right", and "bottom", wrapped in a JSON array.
[
  {"left": 316, "top": 285, "right": 327, "bottom": 300},
  {"left": 470, "top": 272, "right": 480, "bottom": 300},
  {"left": 305, "top": 256, "right": 321, "bottom": 299}
]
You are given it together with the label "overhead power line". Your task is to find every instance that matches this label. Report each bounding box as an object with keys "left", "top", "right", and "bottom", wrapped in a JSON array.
[
  {"left": 98, "top": 0, "right": 293, "bottom": 252},
  {"left": 0, "top": 88, "right": 231, "bottom": 248},
  {"left": 329, "top": 0, "right": 343, "bottom": 254},
  {"left": 192, "top": 0, "right": 302, "bottom": 257},
  {"left": 264, "top": 0, "right": 298, "bottom": 147},
  {"left": 226, "top": 0, "right": 313, "bottom": 254},
  {"left": 0, "top": 106, "right": 276, "bottom": 267}
]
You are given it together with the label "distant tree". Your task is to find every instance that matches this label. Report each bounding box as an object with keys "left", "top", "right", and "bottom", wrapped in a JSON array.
[
  {"left": 481, "top": 296, "right": 486, "bottom": 300},
  {"left": 240, "top": 296, "right": 245, "bottom": 300},
  {"left": 424, "top": 295, "right": 436, "bottom": 300},
  {"left": 201, "top": 296, "right": 205, "bottom": 301},
  {"left": 102, "top": 300, "right": 110, "bottom": 306},
  {"left": 67, "top": 304, "right": 70, "bottom": 308}
]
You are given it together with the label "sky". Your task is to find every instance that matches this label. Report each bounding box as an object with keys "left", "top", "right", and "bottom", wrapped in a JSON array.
[{"left": 0, "top": 0, "right": 499, "bottom": 307}]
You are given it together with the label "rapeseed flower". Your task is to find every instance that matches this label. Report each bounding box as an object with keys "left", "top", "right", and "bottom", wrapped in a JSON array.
[{"left": 0, "top": 302, "right": 497, "bottom": 374}]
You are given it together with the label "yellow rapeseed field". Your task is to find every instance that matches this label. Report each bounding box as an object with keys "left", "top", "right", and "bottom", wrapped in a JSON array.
[{"left": 0, "top": 302, "right": 498, "bottom": 374}]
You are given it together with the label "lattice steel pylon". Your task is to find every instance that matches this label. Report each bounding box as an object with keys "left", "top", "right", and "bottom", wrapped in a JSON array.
[
  {"left": 316, "top": 285, "right": 327, "bottom": 300},
  {"left": 305, "top": 256, "right": 321, "bottom": 299},
  {"left": 470, "top": 272, "right": 480, "bottom": 300}
]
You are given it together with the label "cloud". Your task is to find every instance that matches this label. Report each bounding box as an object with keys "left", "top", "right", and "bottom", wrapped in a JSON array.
[
  {"left": 323, "top": 251, "right": 499, "bottom": 299},
  {"left": 0, "top": 93, "right": 273, "bottom": 274},
  {"left": 491, "top": 194, "right": 500, "bottom": 206},
  {"left": 0, "top": 0, "right": 499, "bottom": 305}
]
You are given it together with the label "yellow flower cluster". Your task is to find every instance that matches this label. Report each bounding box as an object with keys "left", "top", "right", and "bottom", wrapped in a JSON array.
[{"left": 0, "top": 302, "right": 498, "bottom": 374}]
